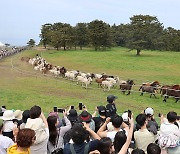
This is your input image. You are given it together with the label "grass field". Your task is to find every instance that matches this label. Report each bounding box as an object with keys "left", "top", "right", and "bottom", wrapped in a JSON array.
[{"left": 0, "top": 47, "right": 179, "bottom": 118}]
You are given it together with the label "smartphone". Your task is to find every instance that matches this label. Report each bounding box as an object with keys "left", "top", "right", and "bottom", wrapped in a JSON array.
[
  {"left": 128, "top": 110, "right": 132, "bottom": 119},
  {"left": 2, "top": 105, "right": 6, "bottom": 109},
  {"left": 71, "top": 106, "right": 74, "bottom": 109},
  {"left": 79, "top": 103, "right": 83, "bottom": 110},
  {"left": 58, "top": 108, "right": 65, "bottom": 113},
  {"left": 158, "top": 113, "right": 161, "bottom": 117},
  {"left": 53, "top": 106, "right": 58, "bottom": 112}
]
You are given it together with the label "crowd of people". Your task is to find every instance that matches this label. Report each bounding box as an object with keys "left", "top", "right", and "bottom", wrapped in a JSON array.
[{"left": 0, "top": 95, "right": 179, "bottom": 154}]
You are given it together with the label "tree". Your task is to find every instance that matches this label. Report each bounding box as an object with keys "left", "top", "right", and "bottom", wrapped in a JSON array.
[
  {"left": 127, "top": 15, "right": 164, "bottom": 55},
  {"left": 39, "top": 23, "right": 53, "bottom": 48},
  {"left": 27, "top": 39, "right": 36, "bottom": 47},
  {"left": 74, "top": 23, "right": 88, "bottom": 50},
  {"left": 88, "top": 20, "right": 112, "bottom": 51}
]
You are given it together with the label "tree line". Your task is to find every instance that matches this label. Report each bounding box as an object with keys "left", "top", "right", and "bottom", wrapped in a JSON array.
[{"left": 38, "top": 15, "right": 180, "bottom": 55}]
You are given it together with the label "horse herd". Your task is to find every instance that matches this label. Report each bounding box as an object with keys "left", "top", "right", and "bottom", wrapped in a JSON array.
[{"left": 21, "top": 55, "right": 180, "bottom": 103}]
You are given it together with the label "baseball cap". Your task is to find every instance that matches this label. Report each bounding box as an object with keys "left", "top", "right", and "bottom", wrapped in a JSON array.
[
  {"left": 145, "top": 107, "right": 154, "bottom": 116},
  {"left": 97, "top": 106, "right": 106, "bottom": 114},
  {"left": 107, "top": 95, "right": 118, "bottom": 103}
]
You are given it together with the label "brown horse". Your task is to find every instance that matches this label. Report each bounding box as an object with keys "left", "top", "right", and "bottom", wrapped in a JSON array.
[
  {"left": 95, "top": 78, "right": 106, "bottom": 87},
  {"left": 162, "top": 85, "right": 180, "bottom": 103},
  {"left": 139, "top": 81, "right": 160, "bottom": 98},
  {"left": 60, "top": 67, "right": 67, "bottom": 77}
]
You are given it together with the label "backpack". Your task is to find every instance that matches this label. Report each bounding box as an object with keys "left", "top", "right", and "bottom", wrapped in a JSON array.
[{"left": 70, "top": 143, "right": 89, "bottom": 154}]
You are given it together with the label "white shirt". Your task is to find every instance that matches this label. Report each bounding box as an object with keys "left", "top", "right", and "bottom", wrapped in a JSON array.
[
  {"left": 3, "top": 121, "right": 16, "bottom": 132},
  {"left": 0, "top": 134, "right": 14, "bottom": 154}
]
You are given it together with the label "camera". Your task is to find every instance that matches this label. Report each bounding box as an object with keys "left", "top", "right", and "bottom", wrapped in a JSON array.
[
  {"left": 58, "top": 108, "right": 65, "bottom": 113},
  {"left": 53, "top": 106, "right": 58, "bottom": 112}
]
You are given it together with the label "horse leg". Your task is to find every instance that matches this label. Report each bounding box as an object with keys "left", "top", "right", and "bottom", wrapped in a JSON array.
[{"left": 127, "top": 90, "right": 130, "bottom": 95}]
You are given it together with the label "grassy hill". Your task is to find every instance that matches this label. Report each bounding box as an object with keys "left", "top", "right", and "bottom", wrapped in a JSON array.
[{"left": 0, "top": 47, "right": 179, "bottom": 117}]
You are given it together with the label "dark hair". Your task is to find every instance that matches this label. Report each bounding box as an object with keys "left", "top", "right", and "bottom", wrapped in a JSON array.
[
  {"left": 71, "top": 123, "right": 89, "bottom": 144},
  {"left": 136, "top": 114, "right": 147, "bottom": 127},
  {"left": 132, "top": 148, "right": 145, "bottom": 154},
  {"left": 111, "top": 115, "right": 123, "bottom": 128},
  {"left": 16, "top": 128, "right": 35, "bottom": 148},
  {"left": 98, "top": 137, "right": 113, "bottom": 154},
  {"left": 147, "top": 143, "right": 161, "bottom": 154},
  {"left": 22, "top": 110, "right": 30, "bottom": 123},
  {"left": 114, "top": 130, "right": 127, "bottom": 153},
  {"left": 29, "top": 105, "right": 41, "bottom": 119},
  {"left": 47, "top": 116, "right": 58, "bottom": 145},
  {"left": 167, "top": 111, "right": 177, "bottom": 123}
]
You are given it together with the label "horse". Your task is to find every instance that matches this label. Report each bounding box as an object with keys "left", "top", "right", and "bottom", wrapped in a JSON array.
[
  {"left": 95, "top": 78, "right": 106, "bottom": 87},
  {"left": 120, "top": 79, "right": 135, "bottom": 95},
  {"left": 162, "top": 85, "right": 180, "bottom": 103},
  {"left": 139, "top": 81, "right": 160, "bottom": 98},
  {"left": 60, "top": 67, "right": 67, "bottom": 77}
]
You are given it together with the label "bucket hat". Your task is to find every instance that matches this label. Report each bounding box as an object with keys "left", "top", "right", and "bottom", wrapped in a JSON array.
[{"left": 0, "top": 110, "right": 15, "bottom": 121}]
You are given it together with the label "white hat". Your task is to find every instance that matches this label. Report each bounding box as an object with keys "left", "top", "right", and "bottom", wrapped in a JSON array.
[
  {"left": 13, "top": 110, "right": 23, "bottom": 120},
  {"left": 0, "top": 110, "right": 15, "bottom": 120},
  {"left": 122, "top": 112, "right": 129, "bottom": 122},
  {"left": 145, "top": 107, "right": 154, "bottom": 116}
]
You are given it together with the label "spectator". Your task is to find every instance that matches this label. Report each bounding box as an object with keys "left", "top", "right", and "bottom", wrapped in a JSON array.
[
  {"left": 144, "top": 107, "right": 158, "bottom": 135},
  {"left": 92, "top": 106, "right": 107, "bottom": 132},
  {"left": 97, "top": 137, "right": 115, "bottom": 154},
  {"left": 97, "top": 115, "right": 129, "bottom": 142},
  {"left": 106, "top": 95, "right": 117, "bottom": 117},
  {"left": 158, "top": 111, "right": 180, "bottom": 154},
  {"left": 25, "top": 106, "right": 49, "bottom": 154},
  {"left": 7, "top": 128, "right": 35, "bottom": 154},
  {"left": 116, "top": 115, "right": 134, "bottom": 154},
  {"left": 48, "top": 111, "right": 62, "bottom": 128},
  {"left": 47, "top": 110, "right": 71, "bottom": 154},
  {"left": 134, "top": 114, "right": 156, "bottom": 154},
  {"left": 78, "top": 110, "right": 95, "bottom": 131},
  {"left": 20, "top": 110, "right": 30, "bottom": 129},
  {"left": 147, "top": 143, "right": 161, "bottom": 154},
  {"left": 131, "top": 148, "right": 145, "bottom": 154},
  {"left": 64, "top": 123, "right": 100, "bottom": 154},
  {"left": 0, "top": 119, "right": 14, "bottom": 154},
  {"left": 13, "top": 110, "right": 23, "bottom": 127},
  {"left": 1, "top": 110, "right": 17, "bottom": 139},
  {"left": 67, "top": 109, "right": 78, "bottom": 126}
]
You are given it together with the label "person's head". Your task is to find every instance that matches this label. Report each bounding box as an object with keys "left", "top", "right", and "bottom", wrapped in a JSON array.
[
  {"left": 132, "top": 148, "right": 145, "bottom": 154},
  {"left": 147, "top": 143, "right": 161, "bottom": 154},
  {"left": 136, "top": 114, "right": 147, "bottom": 127},
  {"left": 47, "top": 116, "right": 58, "bottom": 145},
  {"left": 114, "top": 130, "right": 127, "bottom": 153},
  {"left": 0, "top": 119, "right": 3, "bottom": 132},
  {"left": 22, "top": 110, "right": 30, "bottom": 123},
  {"left": 107, "top": 95, "right": 117, "bottom": 103},
  {"left": 29, "top": 105, "right": 41, "bottom": 119},
  {"left": 144, "top": 107, "right": 154, "bottom": 119},
  {"left": 71, "top": 123, "right": 89, "bottom": 144},
  {"left": 98, "top": 137, "right": 114, "bottom": 154},
  {"left": 78, "top": 110, "right": 92, "bottom": 123},
  {"left": 16, "top": 128, "right": 35, "bottom": 148},
  {"left": 167, "top": 111, "right": 177, "bottom": 123},
  {"left": 68, "top": 109, "right": 78, "bottom": 125},
  {"left": 97, "top": 106, "right": 106, "bottom": 116},
  {"left": 111, "top": 115, "right": 123, "bottom": 128}
]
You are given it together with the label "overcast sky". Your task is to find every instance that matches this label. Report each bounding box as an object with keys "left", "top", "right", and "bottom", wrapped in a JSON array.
[{"left": 0, "top": 0, "right": 180, "bottom": 46}]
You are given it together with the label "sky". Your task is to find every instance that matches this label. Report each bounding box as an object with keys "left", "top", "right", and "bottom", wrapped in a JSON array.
[{"left": 0, "top": 0, "right": 180, "bottom": 46}]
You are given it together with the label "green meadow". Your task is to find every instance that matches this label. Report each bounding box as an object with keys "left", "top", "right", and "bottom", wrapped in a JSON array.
[{"left": 0, "top": 47, "right": 179, "bottom": 117}]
